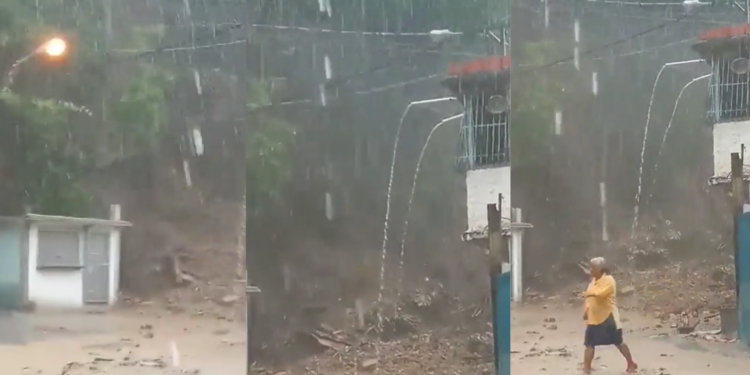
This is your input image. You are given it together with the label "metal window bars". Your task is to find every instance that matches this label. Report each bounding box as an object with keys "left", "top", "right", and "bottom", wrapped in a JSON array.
[
  {"left": 707, "top": 54, "right": 750, "bottom": 123},
  {"left": 456, "top": 93, "right": 510, "bottom": 171}
]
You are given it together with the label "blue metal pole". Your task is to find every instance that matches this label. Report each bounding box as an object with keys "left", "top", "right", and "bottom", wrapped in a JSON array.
[
  {"left": 492, "top": 271, "right": 511, "bottom": 375},
  {"left": 737, "top": 212, "right": 750, "bottom": 345}
]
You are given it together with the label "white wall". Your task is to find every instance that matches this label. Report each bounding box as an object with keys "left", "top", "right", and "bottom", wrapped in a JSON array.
[
  {"left": 713, "top": 120, "right": 750, "bottom": 179},
  {"left": 27, "top": 224, "right": 83, "bottom": 308},
  {"left": 465, "top": 166, "right": 511, "bottom": 234},
  {"left": 26, "top": 224, "right": 122, "bottom": 308}
]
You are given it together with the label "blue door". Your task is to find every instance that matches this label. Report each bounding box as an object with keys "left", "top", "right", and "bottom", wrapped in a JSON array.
[
  {"left": 0, "top": 221, "right": 23, "bottom": 310},
  {"left": 492, "top": 271, "right": 510, "bottom": 375},
  {"left": 736, "top": 212, "right": 750, "bottom": 344}
]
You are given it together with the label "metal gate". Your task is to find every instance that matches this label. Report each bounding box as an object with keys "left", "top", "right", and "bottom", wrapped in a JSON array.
[{"left": 83, "top": 232, "right": 110, "bottom": 304}]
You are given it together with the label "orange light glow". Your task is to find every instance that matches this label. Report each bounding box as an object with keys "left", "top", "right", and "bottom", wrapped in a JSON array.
[{"left": 41, "top": 38, "right": 67, "bottom": 57}]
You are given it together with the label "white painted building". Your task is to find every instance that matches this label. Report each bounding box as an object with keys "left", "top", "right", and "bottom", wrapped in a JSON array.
[
  {"left": 444, "top": 56, "right": 531, "bottom": 302},
  {"left": 465, "top": 167, "right": 511, "bottom": 236},
  {"left": 0, "top": 207, "right": 130, "bottom": 310},
  {"left": 693, "top": 26, "right": 750, "bottom": 185}
]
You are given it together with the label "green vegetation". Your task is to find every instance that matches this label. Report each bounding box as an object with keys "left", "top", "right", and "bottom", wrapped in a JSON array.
[
  {"left": 0, "top": 1, "right": 200, "bottom": 216},
  {"left": 247, "top": 80, "right": 296, "bottom": 217},
  {"left": 511, "top": 42, "right": 568, "bottom": 166}
]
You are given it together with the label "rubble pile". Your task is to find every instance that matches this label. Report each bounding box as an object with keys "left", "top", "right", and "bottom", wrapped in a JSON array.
[
  {"left": 525, "top": 220, "right": 737, "bottom": 337},
  {"left": 615, "top": 263, "right": 735, "bottom": 315},
  {"left": 252, "top": 286, "right": 495, "bottom": 375},
  {"left": 254, "top": 328, "right": 494, "bottom": 375}
]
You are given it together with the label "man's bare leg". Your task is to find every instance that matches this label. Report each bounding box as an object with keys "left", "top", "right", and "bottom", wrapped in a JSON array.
[
  {"left": 615, "top": 343, "right": 638, "bottom": 372},
  {"left": 583, "top": 346, "right": 595, "bottom": 374}
]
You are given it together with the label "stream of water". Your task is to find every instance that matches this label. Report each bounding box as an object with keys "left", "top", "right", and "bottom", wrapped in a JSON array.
[
  {"left": 396, "top": 113, "right": 464, "bottom": 295},
  {"left": 632, "top": 60, "right": 703, "bottom": 238},
  {"left": 647, "top": 73, "right": 711, "bottom": 204},
  {"left": 377, "top": 97, "right": 457, "bottom": 323}
]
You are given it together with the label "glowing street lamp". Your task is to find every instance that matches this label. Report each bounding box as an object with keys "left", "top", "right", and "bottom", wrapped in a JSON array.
[
  {"left": 3, "top": 37, "right": 68, "bottom": 89},
  {"left": 39, "top": 37, "right": 67, "bottom": 58}
]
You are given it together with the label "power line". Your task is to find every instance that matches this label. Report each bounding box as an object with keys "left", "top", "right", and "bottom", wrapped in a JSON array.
[
  {"left": 250, "top": 34, "right": 697, "bottom": 111},
  {"left": 249, "top": 74, "right": 443, "bottom": 115},
  {"left": 248, "top": 1, "right": 703, "bottom": 110},
  {"left": 111, "top": 39, "right": 244, "bottom": 54},
  {"left": 517, "top": 9, "right": 700, "bottom": 74},
  {"left": 252, "top": 23, "right": 462, "bottom": 37},
  {"left": 109, "top": 21, "right": 244, "bottom": 64}
]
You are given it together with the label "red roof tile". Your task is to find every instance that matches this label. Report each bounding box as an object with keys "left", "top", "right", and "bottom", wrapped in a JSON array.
[
  {"left": 447, "top": 56, "right": 510, "bottom": 76},
  {"left": 699, "top": 23, "right": 750, "bottom": 41}
]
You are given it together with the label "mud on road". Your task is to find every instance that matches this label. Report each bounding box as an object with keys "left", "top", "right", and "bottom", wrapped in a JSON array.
[
  {"left": 512, "top": 304, "right": 749, "bottom": 375},
  {"left": 0, "top": 306, "right": 245, "bottom": 375}
]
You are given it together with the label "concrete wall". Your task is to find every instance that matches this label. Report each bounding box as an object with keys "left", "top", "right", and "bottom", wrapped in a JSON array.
[
  {"left": 713, "top": 120, "right": 750, "bottom": 179},
  {"left": 26, "top": 223, "right": 122, "bottom": 308},
  {"left": 465, "top": 166, "right": 511, "bottom": 234}
]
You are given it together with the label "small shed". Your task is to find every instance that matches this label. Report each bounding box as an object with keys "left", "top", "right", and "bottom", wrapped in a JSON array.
[{"left": 0, "top": 206, "right": 130, "bottom": 310}]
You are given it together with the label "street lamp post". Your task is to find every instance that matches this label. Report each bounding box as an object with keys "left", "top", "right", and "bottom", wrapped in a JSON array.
[{"left": 4, "top": 37, "right": 67, "bottom": 90}]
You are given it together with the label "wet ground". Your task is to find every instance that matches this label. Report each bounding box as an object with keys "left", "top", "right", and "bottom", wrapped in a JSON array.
[
  {"left": 512, "top": 304, "right": 750, "bottom": 374},
  {"left": 0, "top": 306, "right": 245, "bottom": 375}
]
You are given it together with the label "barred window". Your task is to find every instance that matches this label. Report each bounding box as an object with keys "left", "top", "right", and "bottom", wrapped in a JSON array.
[
  {"left": 456, "top": 93, "right": 510, "bottom": 170},
  {"left": 708, "top": 54, "right": 750, "bottom": 122}
]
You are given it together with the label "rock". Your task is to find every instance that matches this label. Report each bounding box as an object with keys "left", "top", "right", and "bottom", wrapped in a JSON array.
[
  {"left": 544, "top": 317, "right": 556, "bottom": 323},
  {"left": 547, "top": 324, "right": 558, "bottom": 331},
  {"left": 619, "top": 286, "right": 635, "bottom": 296},
  {"left": 359, "top": 358, "right": 378, "bottom": 371},
  {"left": 220, "top": 295, "right": 239, "bottom": 304}
]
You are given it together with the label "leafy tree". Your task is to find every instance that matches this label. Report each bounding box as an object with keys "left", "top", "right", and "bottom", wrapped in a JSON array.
[
  {"left": 511, "top": 41, "right": 567, "bottom": 166},
  {"left": 247, "top": 80, "right": 296, "bottom": 218},
  {"left": 0, "top": 0, "right": 179, "bottom": 216}
]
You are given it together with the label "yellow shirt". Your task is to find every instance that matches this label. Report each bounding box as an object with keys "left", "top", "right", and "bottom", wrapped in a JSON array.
[{"left": 584, "top": 274, "right": 621, "bottom": 328}]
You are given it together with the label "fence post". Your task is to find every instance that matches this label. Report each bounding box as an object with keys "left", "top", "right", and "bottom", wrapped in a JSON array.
[
  {"left": 247, "top": 285, "right": 261, "bottom": 374},
  {"left": 511, "top": 208, "right": 523, "bottom": 303},
  {"left": 488, "top": 197, "right": 502, "bottom": 275},
  {"left": 732, "top": 152, "right": 744, "bottom": 309},
  {"left": 109, "top": 204, "right": 121, "bottom": 221},
  {"left": 488, "top": 194, "right": 509, "bottom": 375}
]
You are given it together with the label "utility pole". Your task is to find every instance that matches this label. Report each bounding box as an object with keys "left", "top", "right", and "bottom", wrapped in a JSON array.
[
  {"left": 488, "top": 194, "right": 510, "bottom": 375},
  {"left": 488, "top": 194, "right": 506, "bottom": 275},
  {"left": 731, "top": 152, "right": 744, "bottom": 308}
]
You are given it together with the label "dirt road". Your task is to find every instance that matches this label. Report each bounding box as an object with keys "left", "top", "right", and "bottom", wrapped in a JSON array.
[
  {"left": 512, "top": 304, "right": 749, "bottom": 374},
  {"left": 0, "top": 306, "right": 245, "bottom": 375}
]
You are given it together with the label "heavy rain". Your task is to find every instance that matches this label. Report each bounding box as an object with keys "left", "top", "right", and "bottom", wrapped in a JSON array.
[
  {"left": 0, "top": 0, "right": 246, "bottom": 374},
  {"left": 512, "top": 1, "right": 750, "bottom": 374},
  {"left": 250, "top": 0, "right": 508, "bottom": 374}
]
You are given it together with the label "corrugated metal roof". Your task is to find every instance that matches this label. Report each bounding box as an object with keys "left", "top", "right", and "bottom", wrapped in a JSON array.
[{"left": 25, "top": 214, "right": 132, "bottom": 227}]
